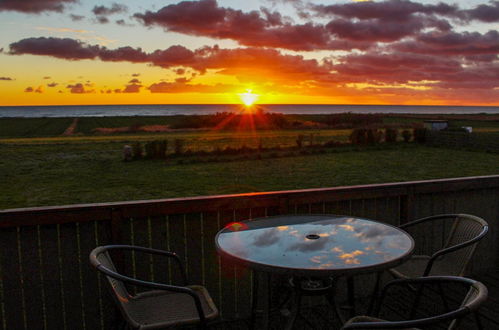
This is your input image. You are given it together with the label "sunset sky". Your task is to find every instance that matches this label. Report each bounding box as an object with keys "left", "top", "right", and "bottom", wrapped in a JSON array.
[{"left": 0, "top": 0, "right": 498, "bottom": 106}]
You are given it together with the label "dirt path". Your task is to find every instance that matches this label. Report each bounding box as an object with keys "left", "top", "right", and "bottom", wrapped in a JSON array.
[{"left": 62, "top": 118, "right": 79, "bottom": 136}]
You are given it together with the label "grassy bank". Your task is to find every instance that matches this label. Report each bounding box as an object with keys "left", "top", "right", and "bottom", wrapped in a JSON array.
[
  {"left": 2, "top": 143, "right": 498, "bottom": 209},
  {"left": 2, "top": 113, "right": 498, "bottom": 138}
]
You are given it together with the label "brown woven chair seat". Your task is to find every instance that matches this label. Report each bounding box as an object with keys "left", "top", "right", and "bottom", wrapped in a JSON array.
[{"left": 127, "top": 286, "right": 218, "bottom": 329}]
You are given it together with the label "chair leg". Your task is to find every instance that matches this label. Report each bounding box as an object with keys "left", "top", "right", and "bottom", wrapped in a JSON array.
[{"left": 368, "top": 271, "right": 383, "bottom": 315}]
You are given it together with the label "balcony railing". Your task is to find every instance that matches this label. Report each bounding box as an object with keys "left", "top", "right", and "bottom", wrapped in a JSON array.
[{"left": 0, "top": 175, "right": 498, "bottom": 330}]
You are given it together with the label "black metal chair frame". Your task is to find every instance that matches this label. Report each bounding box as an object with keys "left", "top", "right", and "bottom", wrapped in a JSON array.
[
  {"left": 342, "top": 276, "right": 487, "bottom": 329},
  {"left": 90, "top": 245, "right": 217, "bottom": 330},
  {"left": 396, "top": 214, "right": 488, "bottom": 277}
]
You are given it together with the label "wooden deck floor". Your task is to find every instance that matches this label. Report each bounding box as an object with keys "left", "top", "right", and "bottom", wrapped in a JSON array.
[{"left": 213, "top": 270, "right": 499, "bottom": 329}]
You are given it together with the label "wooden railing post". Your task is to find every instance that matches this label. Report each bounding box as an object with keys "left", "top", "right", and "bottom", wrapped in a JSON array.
[
  {"left": 278, "top": 197, "right": 289, "bottom": 215},
  {"left": 110, "top": 207, "right": 123, "bottom": 244},
  {"left": 400, "top": 187, "right": 415, "bottom": 226}
]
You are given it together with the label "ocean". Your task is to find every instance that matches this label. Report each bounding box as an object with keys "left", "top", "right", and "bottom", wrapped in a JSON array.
[{"left": 0, "top": 104, "right": 498, "bottom": 118}]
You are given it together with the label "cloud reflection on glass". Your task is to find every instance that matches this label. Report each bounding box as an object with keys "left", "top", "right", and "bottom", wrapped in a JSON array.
[{"left": 217, "top": 215, "right": 413, "bottom": 273}]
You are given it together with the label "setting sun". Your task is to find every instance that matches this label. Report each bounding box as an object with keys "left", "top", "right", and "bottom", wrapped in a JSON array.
[{"left": 239, "top": 90, "right": 259, "bottom": 107}]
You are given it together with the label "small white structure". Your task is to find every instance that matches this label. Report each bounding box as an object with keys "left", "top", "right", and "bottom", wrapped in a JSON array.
[
  {"left": 462, "top": 126, "right": 473, "bottom": 133},
  {"left": 424, "top": 120, "right": 448, "bottom": 131}
]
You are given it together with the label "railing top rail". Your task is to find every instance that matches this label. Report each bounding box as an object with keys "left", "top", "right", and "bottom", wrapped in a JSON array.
[{"left": 1, "top": 175, "right": 498, "bottom": 227}]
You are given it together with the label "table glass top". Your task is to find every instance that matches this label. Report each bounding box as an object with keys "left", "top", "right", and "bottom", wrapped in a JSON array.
[{"left": 216, "top": 215, "right": 413, "bottom": 274}]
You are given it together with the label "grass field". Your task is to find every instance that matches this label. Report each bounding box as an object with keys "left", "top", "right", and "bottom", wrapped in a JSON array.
[
  {"left": 2, "top": 114, "right": 498, "bottom": 210},
  {"left": 2, "top": 142, "right": 499, "bottom": 210},
  {"left": 2, "top": 114, "right": 498, "bottom": 138},
  {"left": 0, "top": 128, "right": 352, "bottom": 150}
]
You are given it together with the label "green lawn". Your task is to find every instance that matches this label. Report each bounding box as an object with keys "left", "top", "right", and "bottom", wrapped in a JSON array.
[{"left": 1, "top": 143, "right": 498, "bottom": 210}]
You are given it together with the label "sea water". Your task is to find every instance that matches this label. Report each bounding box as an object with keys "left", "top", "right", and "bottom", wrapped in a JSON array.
[{"left": 0, "top": 104, "right": 498, "bottom": 118}]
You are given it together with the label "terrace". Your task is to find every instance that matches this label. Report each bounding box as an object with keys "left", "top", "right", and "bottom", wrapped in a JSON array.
[{"left": 0, "top": 175, "right": 498, "bottom": 329}]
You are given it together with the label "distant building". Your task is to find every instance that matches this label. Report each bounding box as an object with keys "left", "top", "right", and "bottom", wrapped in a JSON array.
[{"left": 424, "top": 120, "right": 448, "bottom": 131}]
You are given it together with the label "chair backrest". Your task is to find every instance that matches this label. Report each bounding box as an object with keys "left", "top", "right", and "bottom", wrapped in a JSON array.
[
  {"left": 89, "top": 246, "right": 134, "bottom": 323},
  {"left": 440, "top": 214, "right": 488, "bottom": 276}
]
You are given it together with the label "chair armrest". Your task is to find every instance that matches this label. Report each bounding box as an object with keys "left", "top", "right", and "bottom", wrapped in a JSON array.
[
  {"left": 423, "top": 225, "right": 488, "bottom": 276},
  {"left": 90, "top": 245, "right": 188, "bottom": 285},
  {"left": 97, "top": 263, "right": 207, "bottom": 324}
]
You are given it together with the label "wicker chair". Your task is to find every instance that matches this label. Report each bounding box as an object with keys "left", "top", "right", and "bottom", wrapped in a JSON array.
[
  {"left": 342, "top": 276, "right": 487, "bottom": 329},
  {"left": 89, "top": 245, "right": 219, "bottom": 330},
  {"left": 390, "top": 214, "right": 488, "bottom": 279}
]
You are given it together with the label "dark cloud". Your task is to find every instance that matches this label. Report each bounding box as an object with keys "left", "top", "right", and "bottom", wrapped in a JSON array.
[
  {"left": 463, "top": 1, "right": 499, "bottom": 22},
  {"left": 96, "top": 16, "right": 109, "bottom": 24},
  {"left": 313, "top": 0, "right": 457, "bottom": 21},
  {"left": 0, "top": 0, "right": 76, "bottom": 13},
  {"left": 93, "top": 3, "right": 128, "bottom": 24},
  {"left": 24, "top": 86, "right": 43, "bottom": 93},
  {"left": 0, "top": 77, "right": 14, "bottom": 81},
  {"left": 9, "top": 37, "right": 100, "bottom": 60},
  {"left": 43, "top": 76, "right": 51, "bottom": 79},
  {"left": 128, "top": 78, "right": 141, "bottom": 84},
  {"left": 98, "top": 46, "right": 148, "bottom": 62},
  {"left": 69, "top": 14, "right": 84, "bottom": 21},
  {"left": 47, "top": 82, "right": 58, "bottom": 87},
  {"left": 393, "top": 30, "right": 499, "bottom": 55},
  {"left": 122, "top": 84, "right": 141, "bottom": 93},
  {"left": 66, "top": 83, "right": 94, "bottom": 93},
  {"left": 9, "top": 37, "right": 148, "bottom": 63},
  {"left": 332, "top": 50, "right": 499, "bottom": 90},
  {"left": 131, "top": 73, "right": 140, "bottom": 77},
  {"left": 325, "top": 16, "right": 450, "bottom": 43},
  {"left": 116, "top": 19, "right": 133, "bottom": 26},
  {"left": 132, "top": 0, "right": 499, "bottom": 51},
  {"left": 133, "top": 0, "right": 366, "bottom": 51},
  {"left": 92, "top": 3, "right": 128, "bottom": 16}
]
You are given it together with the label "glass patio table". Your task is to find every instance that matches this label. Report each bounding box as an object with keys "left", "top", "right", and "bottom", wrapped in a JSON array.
[{"left": 215, "top": 214, "right": 414, "bottom": 328}]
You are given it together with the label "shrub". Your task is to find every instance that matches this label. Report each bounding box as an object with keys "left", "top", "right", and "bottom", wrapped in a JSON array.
[
  {"left": 323, "top": 140, "right": 342, "bottom": 148},
  {"left": 174, "top": 139, "right": 185, "bottom": 155},
  {"left": 349, "top": 128, "right": 368, "bottom": 145},
  {"left": 144, "top": 141, "right": 155, "bottom": 159},
  {"left": 367, "top": 129, "right": 382, "bottom": 144},
  {"left": 385, "top": 128, "right": 398, "bottom": 143},
  {"left": 402, "top": 130, "right": 412, "bottom": 142},
  {"left": 413, "top": 128, "right": 427, "bottom": 143},
  {"left": 156, "top": 140, "right": 167, "bottom": 158},
  {"left": 132, "top": 142, "right": 143, "bottom": 159},
  {"left": 296, "top": 134, "right": 305, "bottom": 148}
]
